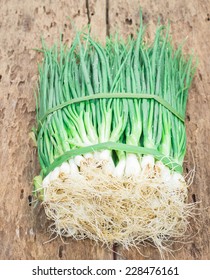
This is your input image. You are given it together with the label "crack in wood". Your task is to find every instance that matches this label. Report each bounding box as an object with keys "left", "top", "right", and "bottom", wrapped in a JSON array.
[
  {"left": 86, "top": 0, "right": 91, "bottom": 24},
  {"left": 113, "top": 243, "right": 118, "bottom": 260},
  {"left": 106, "top": 0, "right": 110, "bottom": 36},
  {"left": 59, "top": 245, "right": 63, "bottom": 258}
]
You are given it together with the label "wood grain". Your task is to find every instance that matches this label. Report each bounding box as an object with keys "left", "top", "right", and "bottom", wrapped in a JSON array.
[{"left": 0, "top": 0, "right": 209, "bottom": 259}]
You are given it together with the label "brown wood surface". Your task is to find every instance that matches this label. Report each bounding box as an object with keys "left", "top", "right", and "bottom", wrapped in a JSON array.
[{"left": 0, "top": 0, "right": 209, "bottom": 260}]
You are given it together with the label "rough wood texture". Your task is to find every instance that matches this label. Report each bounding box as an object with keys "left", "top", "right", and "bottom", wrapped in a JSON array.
[{"left": 0, "top": 0, "right": 209, "bottom": 259}]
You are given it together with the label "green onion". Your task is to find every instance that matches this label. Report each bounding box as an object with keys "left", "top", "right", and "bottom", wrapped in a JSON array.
[{"left": 33, "top": 17, "right": 196, "bottom": 252}]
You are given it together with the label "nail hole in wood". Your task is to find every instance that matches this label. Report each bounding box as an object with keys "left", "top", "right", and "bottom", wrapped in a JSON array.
[
  {"left": 199, "top": 72, "right": 202, "bottom": 80},
  {"left": 20, "top": 189, "right": 24, "bottom": 199},
  {"left": 125, "top": 18, "right": 132, "bottom": 25},
  {"left": 28, "top": 195, "right": 32, "bottom": 206},
  {"left": 192, "top": 194, "right": 196, "bottom": 203}
]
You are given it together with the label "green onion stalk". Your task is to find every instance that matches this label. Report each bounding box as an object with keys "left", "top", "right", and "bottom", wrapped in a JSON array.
[{"left": 33, "top": 18, "right": 196, "bottom": 251}]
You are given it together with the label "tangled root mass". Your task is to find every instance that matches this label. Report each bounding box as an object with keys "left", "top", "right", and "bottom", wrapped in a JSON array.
[{"left": 41, "top": 158, "right": 195, "bottom": 252}]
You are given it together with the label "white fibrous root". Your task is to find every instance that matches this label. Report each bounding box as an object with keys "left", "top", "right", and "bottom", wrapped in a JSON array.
[{"left": 41, "top": 153, "right": 194, "bottom": 252}]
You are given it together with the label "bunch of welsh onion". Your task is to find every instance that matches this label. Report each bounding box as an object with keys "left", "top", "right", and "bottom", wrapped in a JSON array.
[{"left": 34, "top": 22, "right": 196, "bottom": 250}]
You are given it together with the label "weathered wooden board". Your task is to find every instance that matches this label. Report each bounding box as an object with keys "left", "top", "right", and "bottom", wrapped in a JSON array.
[{"left": 0, "top": 0, "right": 209, "bottom": 259}]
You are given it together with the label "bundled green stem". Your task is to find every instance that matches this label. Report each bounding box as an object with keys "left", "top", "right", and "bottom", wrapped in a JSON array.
[{"left": 35, "top": 24, "right": 195, "bottom": 174}]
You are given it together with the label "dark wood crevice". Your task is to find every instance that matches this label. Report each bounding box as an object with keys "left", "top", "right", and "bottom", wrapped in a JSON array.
[
  {"left": 106, "top": 0, "right": 110, "bottom": 36},
  {"left": 86, "top": 0, "right": 91, "bottom": 24}
]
